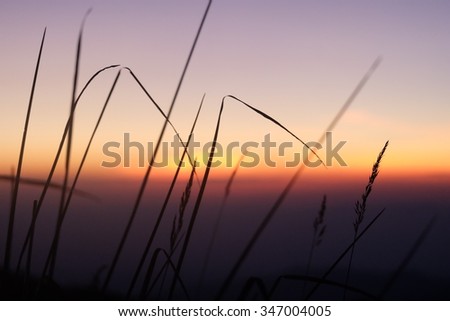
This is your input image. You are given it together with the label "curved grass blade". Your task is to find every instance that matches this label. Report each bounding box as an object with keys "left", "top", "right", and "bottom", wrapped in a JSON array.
[
  {"left": 226, "top": 95, "right": 325, "bottom": 166},
  {"left": 170, "top": 89, "right": 337, "bottom": 298},
  {"left": 216, "top": 57, "right": 382, "bottom": 299},
  {"left": 16, "top": 64, "right": 120, "bottom": 273},
  {"left": 42, "top": 69, "right": 122, "bottom": 279}
]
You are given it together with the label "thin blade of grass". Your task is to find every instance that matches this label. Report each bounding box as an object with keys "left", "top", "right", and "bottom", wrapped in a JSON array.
[
  {"left": 51, "top": 9, "right": 92, "bottom": 277},
  {"left": 224, "top": 156, "right": 243, "bottom": 199},
  {"left": 0, "top": 175, "right": 97, "bottom": 200},
  {"left": 25, "top": 200, "right": 38, "bottom": 284},
  {"left": 317, "top": 57, "right": 382, "bottom": 143},
  {"left": 226, "top": 95, "right": 325, "bottom": 166},
  {"left": 5, "top": 28, "right": 46, "bottom": 271},
  {"left": 215, "top": 57, "right": 382, "bottom": 299},
  {"left": 9, "top": 167, "right": 15, "bottom": 215},
  {"left": 101, "top": 0, "right": 212, "bottom": 293}
]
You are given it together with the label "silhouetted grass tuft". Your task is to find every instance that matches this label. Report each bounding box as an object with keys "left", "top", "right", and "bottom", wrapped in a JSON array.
[{"left": 343, "top": 140, "right": 389, "bottom": 299}]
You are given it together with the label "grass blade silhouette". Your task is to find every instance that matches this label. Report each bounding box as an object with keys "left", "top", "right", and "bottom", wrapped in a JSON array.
[
  {"left": 51, "top": 9, "right": 92, "bottom": 277},
  {"left": 226, "top": 95, "right": 325, "bottom": 166},
  {"left": 25, "top": 200, "right": 38, "bottom": 285},
  {"left": 0, "top": 175, "right": 95, "bottom": 200},
  {"left": 5, "top": 28, "right": 46, "bottom": 271}
]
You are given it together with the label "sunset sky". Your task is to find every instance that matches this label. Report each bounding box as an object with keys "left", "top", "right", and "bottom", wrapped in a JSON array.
[
  {"left": 1, "top": 0, "right": 449, "bottom": 178},
  {"left": 0, "top": 0, "right": 449, "bottom": 299}
]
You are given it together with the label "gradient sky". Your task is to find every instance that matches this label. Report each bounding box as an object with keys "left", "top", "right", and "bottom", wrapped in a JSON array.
[
  {"left": 1, "top": 0, "right": 450, "bottom": 299},
  {"left": 1, "top": 0, "right": 449, "bottom": 179}
]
